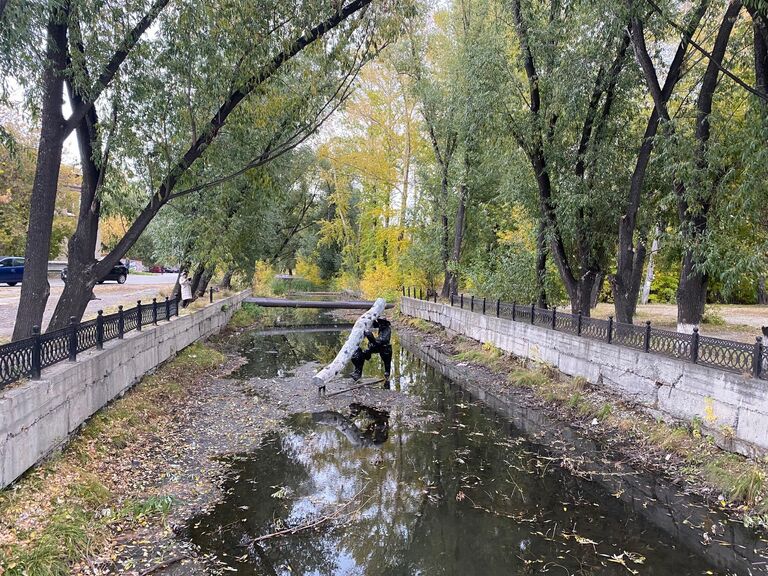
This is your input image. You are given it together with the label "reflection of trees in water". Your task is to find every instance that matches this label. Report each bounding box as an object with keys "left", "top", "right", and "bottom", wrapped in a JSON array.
[
  {"left": 188, "top": 432, "right": 340, "bottom": 575},
  {"left": 194, "top": 341, "right": 719, "bottom": 576}
]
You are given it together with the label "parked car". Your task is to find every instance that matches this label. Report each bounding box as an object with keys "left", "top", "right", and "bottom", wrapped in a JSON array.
[
  {"left": 149, "top": 265, "right": 165, "bottom": 273},
  {"left": 61, "top": 261, "right": 129, "bottom": 284},
  {"left": 0, "top": 256, "right": 24, "bottom": 286}
]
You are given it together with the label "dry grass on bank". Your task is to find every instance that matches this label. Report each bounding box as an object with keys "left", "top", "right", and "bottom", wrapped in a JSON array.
[{"left": 0, "top": 342, "right": 226, "bottom": 576}]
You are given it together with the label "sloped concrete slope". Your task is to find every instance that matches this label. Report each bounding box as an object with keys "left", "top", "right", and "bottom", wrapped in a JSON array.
[
  {"left": 401, "top": 297, "right": 768, "bottom": 458},
  {"left": 0, "top": 290, "right": 250, "bottom": 489}
]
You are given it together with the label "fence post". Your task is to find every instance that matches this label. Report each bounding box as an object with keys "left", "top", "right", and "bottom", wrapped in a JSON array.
[
  {"left": 152, "top": 298, "right": 158, "bottom": 325},
  {"left": 753, "top": 337, "right": 763, "bottom": 378},
  {"left": 96, "top": 310, "right": 104, "bottom": 350},
  {"left": 434, "top": 291, "right": 437, "bottom": 303},
  {"left": 460, "top": 294, "right": 464, "bottom": 309},
  {"left": 68, "top": 316, "right": 78, "bottom": 361},
  {"left": 496, "top": 299, "right": 500, "bottom": 318},
  {"left": 209, "top": 286, "right": 213, "bottom": 304},
  {"left": 551, "top": 306, "right": 557, "bottom": 330},
  {"left": 607, "top": 316, "right": 613, "bottom": 344},
  {"left": 644, "top": 321, "right": 651, "bottom": 352},
  {"left": 577, "top": 311, "right": 583, "bottom": 336},
  {"left": 450, "top": 293, "right": 454, "bottom": 306},
  {"left": 118, "top": 306, "right": 125, "bottom": 339},
  {"left": 165, "top": 296, "right": 170, "bottom": 321},
  {"left": 691, "top": 328, "right": 699, "bottom": 363},
  {"left": 482, "top": 297, "right": 486, "bottom": 315},
  {"left": 31, "top": 326, "right": 41, "bottom": 380},
  {"left": 530, "top": 303, "right": 535, "bottom": 324},
  {"left": 420, "top": 288, "right": 423, "bottom": 300},
  {"left": 402, "top": 286, "right": 405, "bottom": 297},
  {"left": 407, "top": 287, "right": 411, "bottom": 297},
  {"left": 136, "top": 301, "right": 143, "bottom": 331},
  {"left": 470, "top": 295, "right": 474, "bottom": 312},
  {"left": 512, "top": 301, "right": 516, "bottom": 321}
]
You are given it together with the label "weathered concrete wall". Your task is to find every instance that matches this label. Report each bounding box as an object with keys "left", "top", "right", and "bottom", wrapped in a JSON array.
[
  {"left": 0, "top": 290, "right": 250, "bottom": 489},
  {"left": 401, "top": 297, "right": 768, "bottom": 457}
]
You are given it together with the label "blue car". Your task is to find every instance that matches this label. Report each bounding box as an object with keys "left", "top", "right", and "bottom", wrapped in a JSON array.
[{"left": 0, "top": 256, "right": 24, "bottom": 286}]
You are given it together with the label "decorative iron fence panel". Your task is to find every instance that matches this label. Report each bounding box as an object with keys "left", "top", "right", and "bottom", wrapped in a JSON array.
[
  {"left": 698, "top": 335, "right": 753, "bottom": 374},
  {"left": 533, "top": 308, "right": 552, "bottom": 328},
  {"left": 0, "top": 339, "right": 34, "bottom": 387},
  {"left": 103, "top": 313, "right": 120, "bottom": 342},
  {"left": 762, "top": 347, "right": 768, "bottom": 380},
  {"left": 76, "top": 320, "right": 98, "bottom": 353},
  {"left": 498, "top": 302, "right": 516, "bottom": 320},
  {"left": 0, "top": 295, "right": 185, "bottom": 389},
  {"left": 612, "top": 322, "right": 645, "bottom": 351},
  {"left": 581, "top": 316, "right": 609, "bottom": 340},
  {"left": 124, "top": 308, "right": 139, "bottom": 332},
  {"left": 648, "top": 328, "right": 691, "bottom": 360},
  {"left": 40, "top": 327, "right": 72, "bottom": 368},
  {"left": 554, "top": 311, "right": 577, "bottom": 334},
  {"left": 141, "top": 305, "right": 154, "bottom": 326},
  {"left": 514, "top": 305, "right": 532, "bottom": 323},
  {"left": 438, "top": 293, "right": 765, "bottom": 378}
]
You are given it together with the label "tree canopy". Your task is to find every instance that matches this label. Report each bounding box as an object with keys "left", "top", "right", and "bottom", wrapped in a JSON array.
[{"left": 1, "top": 0, "right": 767, "bottom": 336}]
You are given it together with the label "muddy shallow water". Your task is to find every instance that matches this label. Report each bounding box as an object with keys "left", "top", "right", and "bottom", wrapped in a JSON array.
[{"left": 189, "top": 322, "right": 767, "bottom": 575}]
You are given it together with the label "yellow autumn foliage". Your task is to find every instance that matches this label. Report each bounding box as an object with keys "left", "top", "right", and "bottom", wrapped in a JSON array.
[
  {"left": 252, "top": 261, "right": 276, "bottom": 296},
  {"left": 295, "top": 256, "right": 324, "bottom": 287}
]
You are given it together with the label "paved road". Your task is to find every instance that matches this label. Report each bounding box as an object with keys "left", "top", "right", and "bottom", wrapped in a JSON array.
[{"left": 0, "top": 273, "right": 178, "bottom": 341}]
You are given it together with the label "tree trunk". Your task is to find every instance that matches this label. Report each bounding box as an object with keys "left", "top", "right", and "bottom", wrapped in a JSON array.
[
  {"left": 439, "top": 168, "right": 452, "bottom": 297},
  {"left": 640, "top": 229, "right": 659, "bottom": 305},
  {"left": 171, "top": 270, "right": 183, "bottom": 300},
  {"left": 196, "top": 269, "right": 213, "bottom": 297},
  {"left": 37, "top": 0, "right": 376, "bottom": 322},
  {"left": 446, "top": 179, "right": 468, "bottom": 297},
  {"left": 676, "top": 1, "right": 741, "bottom": 331},
  {"left": 677, "top": 250, "right": 708, "bottom": 332},
  {"left": 612, "top": 1, "right": 708, "bottom": 327},
  {"left": 189, "top": 265, "right": 206, "bottom": 296},
  {"left": 312, "top": 297, "right": 386, "bottom": 389},
  {"left": 13, "top": 0, "right": 171, "bottom": 338},
  {"left": 218, "top": 268, "right": 234, "bottom": 290},
  {"left": 750, "top": 8, "right": 768, "bottom": 94},
  {"left": 612, "top": 235, "right": 647, "bottom": 324},
  {"left": 759, "top": 276, "right": 768, "bottom": 305},
  {"left": 12, "top": 7, "right": 69, "bottom": 340},
  {"left": 535, "top": 219, "right": 548, "bottom": 308},
  {"left": 572, "top": 270, "right": 599, "bottom": 315},
  {"left": 48, "top": 64, "right": 105, "bottom": 331},
  {"left": 48, "top": 218, "right": 100, "bottom": 331},
  {"left": 590, "top": 271, "right": 604, "bottom": 310}
]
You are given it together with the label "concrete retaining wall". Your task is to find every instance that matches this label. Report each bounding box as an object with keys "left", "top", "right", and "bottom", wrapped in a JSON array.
[
  {"left": 401, "top": 297, "right": 768, "bottom": 457},
  {"left": 0, "top": 290, "right": 250, "bottom": 489}
]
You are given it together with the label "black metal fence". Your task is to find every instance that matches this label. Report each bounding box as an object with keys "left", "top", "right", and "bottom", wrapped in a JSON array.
[
  {"left": 402, "top": 287, "right": 766, "bottom": 381},
  {"left": 0, "top": 294, "right": 182, "bottom": 390}
]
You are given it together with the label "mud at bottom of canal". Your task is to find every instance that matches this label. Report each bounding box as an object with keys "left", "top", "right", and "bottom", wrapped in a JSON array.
[{"left": 179, "top": 325, "right": 767, "bottom": 576}]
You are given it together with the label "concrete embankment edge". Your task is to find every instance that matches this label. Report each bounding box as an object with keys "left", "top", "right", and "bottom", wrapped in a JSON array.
[
  {"left": 401, "top": 297, "right": 768, "bottom": 458},
  {"left": 0, "top": 290, "right": 250, "bottom": 489}
]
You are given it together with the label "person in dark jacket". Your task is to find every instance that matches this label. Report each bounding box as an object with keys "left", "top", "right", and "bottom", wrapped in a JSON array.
[{"left": 351, "top": 317, "right": 392, "bottom": 382}]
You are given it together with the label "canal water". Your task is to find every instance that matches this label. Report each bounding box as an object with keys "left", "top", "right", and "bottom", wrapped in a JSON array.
[{"left": 189, "top": 321, "right": 767, "bottom": 575}]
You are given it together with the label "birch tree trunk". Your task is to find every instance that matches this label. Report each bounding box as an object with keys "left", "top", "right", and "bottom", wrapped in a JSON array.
[{"left": 313, "top": 298, "right": 386, "bottom": 391}]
